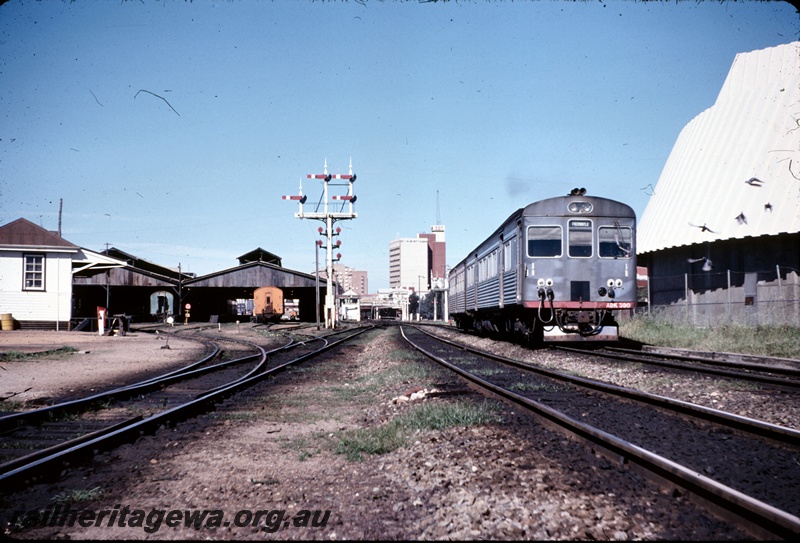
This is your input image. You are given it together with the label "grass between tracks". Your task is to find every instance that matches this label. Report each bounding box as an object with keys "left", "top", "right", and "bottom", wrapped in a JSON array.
[
  {"left": 620, "top": 317, "right": 800, "bottom": 359},
  {"left": 334, "top": 400, "right": 498, "bottom": 461},
  {"left": 269, "top": 328, "right": 502, "bottom": 462}
]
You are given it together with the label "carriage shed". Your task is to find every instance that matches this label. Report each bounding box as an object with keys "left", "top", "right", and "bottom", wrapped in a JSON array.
[
  {"left": 636, "top": 41, "right": 800, "bottom": 327},
  {"left": 181, "top": 256, "right": 325, "bottom": 323},
  {"left": 72, "top": 247, "right": 193, "bottom": 326},
  {"left": 72, "top": 247, "right": 329, "bottom": 325}
]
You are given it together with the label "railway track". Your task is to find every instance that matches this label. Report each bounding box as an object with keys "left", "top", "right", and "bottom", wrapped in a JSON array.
[
  {"left": 418, "top": 321, "right": 800, "bottom": 387},
  {"left": 0, "top": 324, "right": 372, "bottom": 492},
  {"left": 401, "top": 325, "right": 800, "bottom": 539},
  {"left": 556, "top": 344, "right": 800, "bottom": 389}
]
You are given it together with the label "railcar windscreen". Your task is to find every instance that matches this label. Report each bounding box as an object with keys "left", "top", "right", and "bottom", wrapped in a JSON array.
[
  {"left": 527, "top": 226, "right": 562, "bottom": 257},
  {"left": 598, "top": 225, "right": 632, "bottom": 258},
  {"left": 568, "top": 220, "right": 593, "bottom": 258}
]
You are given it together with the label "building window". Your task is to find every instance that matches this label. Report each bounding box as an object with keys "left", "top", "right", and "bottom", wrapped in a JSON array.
[{"left": 24, "top": 254, "right": 45, "bottom": 291}]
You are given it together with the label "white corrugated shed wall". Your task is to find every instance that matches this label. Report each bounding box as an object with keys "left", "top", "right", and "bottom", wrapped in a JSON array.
[{"left": 637, "top": 41, "right": 800, "bottom": 255}]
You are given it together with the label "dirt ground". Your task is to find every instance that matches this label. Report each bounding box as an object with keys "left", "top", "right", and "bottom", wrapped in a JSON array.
[
  {"left": 1, "top": 329, "right": 209, "bottom": 406},
  {"left": 1, "top": 325, "right": 751, "bottom": 540}
]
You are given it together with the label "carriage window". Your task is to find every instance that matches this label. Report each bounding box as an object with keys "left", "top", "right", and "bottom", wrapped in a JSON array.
[
  {"left": 527, "top": 226, "right": 562, "bottom": 257},
  {"left": 503, "top": 240, "right": 514, "bottom": 272},
  {"left": 568, "top": 220, "right": 592, "bottom": 258},
  {"left": 598, "top": 225, "right": 632, "bottom": 258}
]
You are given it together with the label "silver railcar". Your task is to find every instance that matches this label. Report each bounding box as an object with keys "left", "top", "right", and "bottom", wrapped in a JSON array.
[{"left": 448, "top": 189, "right": 636, "bottom": 342}]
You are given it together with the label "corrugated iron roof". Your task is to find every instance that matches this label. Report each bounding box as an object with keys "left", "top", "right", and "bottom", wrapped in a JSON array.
[
  {"left": 0, "top": 218, "right": 79, "bottom": 250},
  {"left": 183, "top": 260, "right": 319, "bottom": 288},
  {"left": 102, "top": 247, "right": 187, "bottom": 279},
  {"left": 637, "top": 41, "right": 800, "bottom": 255}
]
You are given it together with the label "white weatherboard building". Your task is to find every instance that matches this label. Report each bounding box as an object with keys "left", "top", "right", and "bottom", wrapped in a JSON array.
[
  {"left": 637, "top": 41, "right": 800, "bottom": 326},
  {"left": 0, "top": 218, "right": 125, "bottom": 330}
]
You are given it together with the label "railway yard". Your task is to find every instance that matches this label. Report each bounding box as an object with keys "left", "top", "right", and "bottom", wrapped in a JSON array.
[{"left": 1, "top": 323, "right": 799, "bottom": 540}]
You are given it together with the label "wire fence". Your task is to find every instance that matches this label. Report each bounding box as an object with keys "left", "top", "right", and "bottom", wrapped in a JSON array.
[{"left": 635, "top": 265, "right": 800, "bottom": 328}]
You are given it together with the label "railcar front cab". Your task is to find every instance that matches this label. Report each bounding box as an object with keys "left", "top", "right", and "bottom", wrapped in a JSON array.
[{"left": 523, "top": 189, "right": 636, "bottom": 341}]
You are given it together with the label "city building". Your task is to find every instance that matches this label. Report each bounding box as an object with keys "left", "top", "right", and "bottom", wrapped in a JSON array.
[
  {"left": 389, "top": 225, "right": 447, "bottom": 294},
  {"left": 316, "top": 263, "right": 369, "bottom": 297},
  {"left": 388, "top": 237, "right": 429, "bottom": 293},
  {"left": 418, "top": 224, "right": 446, "bottom": 282}
]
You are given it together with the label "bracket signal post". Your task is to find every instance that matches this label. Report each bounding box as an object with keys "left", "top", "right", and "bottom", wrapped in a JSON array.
[{"left": 283, "top": 160, "right": 358, "bottom": 329}]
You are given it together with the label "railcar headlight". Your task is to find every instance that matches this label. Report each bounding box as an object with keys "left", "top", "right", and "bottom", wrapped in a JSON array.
[
  {"left": 545, "top": 278, "right": 554, "bottom": 287},
  {"left": 607, "top": 279, "right": 615, "bottom": 288},
  {"left": 568, "top": 201, "right": 593, "bottom": 213},
  {"left": 615, "top": 279, "right": 623, "bottom": 288},
  {"left": 537, "top": 278, "right": 545, "bottom": 287}
]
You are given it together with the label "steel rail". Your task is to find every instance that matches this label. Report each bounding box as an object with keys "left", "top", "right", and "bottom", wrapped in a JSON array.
[
  {"left": 0, "top": 416, "right": 143, "bottom": 473},
  {"left": 605, "top": 345, "right": 800, "bottom": 377},
  {"left": 555, "top": 345, "right": 800, "bottom": 389},
  {"left": 0, "top": 325, "right": 372, "bottom": 492},
  {"left": 413, "top": 326, "right": 800, "bottom": 445},
  {"left": 0, "top": 341, "right": 256, "bottom": 432},
  {"left": 401, "top": 326, "right": 800, "bottom": 539}
]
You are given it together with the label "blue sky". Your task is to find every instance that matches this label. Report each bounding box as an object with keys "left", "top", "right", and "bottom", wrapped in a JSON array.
[{"left": 1, "top": 0, "right": 797, "bottom": 289}]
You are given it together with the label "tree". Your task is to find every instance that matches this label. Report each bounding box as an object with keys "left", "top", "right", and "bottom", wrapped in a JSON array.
[
  {"left": 419, "top": 291, "right": 435, "bottom": 320},
  {"left": 408, "top": 292, "right": 419, "bottom": 316}
]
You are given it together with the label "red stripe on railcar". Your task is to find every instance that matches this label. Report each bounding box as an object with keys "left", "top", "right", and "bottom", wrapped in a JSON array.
[{"left": 522, "top": 301, "right": 635, "bottom": 309}]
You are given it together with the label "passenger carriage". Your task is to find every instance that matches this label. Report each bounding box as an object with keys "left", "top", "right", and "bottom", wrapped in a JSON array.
[{"left": 448, "top": 189, "right": 636, "bottom": 342}]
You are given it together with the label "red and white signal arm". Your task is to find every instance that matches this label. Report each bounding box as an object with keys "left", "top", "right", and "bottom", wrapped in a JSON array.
[{"left": 185, "top": 303, "right": 191, "bottom": 310}]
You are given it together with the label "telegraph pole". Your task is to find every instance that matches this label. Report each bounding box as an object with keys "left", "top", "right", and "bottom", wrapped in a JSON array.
[{"left": 283, "top": 159, "right": 358, "bottom": 329}]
